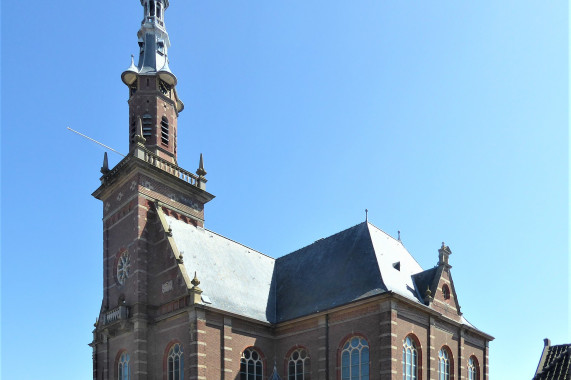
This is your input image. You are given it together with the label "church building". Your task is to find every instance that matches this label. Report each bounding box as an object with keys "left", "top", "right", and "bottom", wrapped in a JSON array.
[{"left": 90, "top": 1, "right": 493, "bottom": 379}]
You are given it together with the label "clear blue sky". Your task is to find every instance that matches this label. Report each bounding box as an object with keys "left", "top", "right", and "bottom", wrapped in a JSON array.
[{"left": 1, "top": 1, "right": 568, "bottom": 379}]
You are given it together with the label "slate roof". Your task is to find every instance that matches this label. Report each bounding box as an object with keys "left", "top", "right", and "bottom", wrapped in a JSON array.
[
  {"left": 275, "top": 222, "right": 423, "bottom": 322},
  {"left": 165, "top": 213, "right": 474, "bottom": 325},
  {"left": 534, "top": 340, "right": 571, "bottom": 380},
  {"left": 166, "top": 215, "right": 276, "bottom": 322}
]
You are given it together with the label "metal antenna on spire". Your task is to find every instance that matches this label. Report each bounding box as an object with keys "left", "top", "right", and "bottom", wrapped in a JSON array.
[
  {"left": 365, "top": 209, "right": 368, "bottom": 222},
  {"left": 67, "top": 127, "right": 125, "bottom": 157}
]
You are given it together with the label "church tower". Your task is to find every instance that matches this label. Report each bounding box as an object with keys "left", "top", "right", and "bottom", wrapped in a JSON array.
[
  {"left": 121, "top": 0, "right": 184, "bottom": 162},
  {"left": 90, "top": 1, "right": 214, "bottom": 378}
]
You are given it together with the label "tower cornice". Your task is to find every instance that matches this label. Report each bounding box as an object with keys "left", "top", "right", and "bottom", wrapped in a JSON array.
[{"left": 93, "top": 146, "right": 214, "bottom": 205}]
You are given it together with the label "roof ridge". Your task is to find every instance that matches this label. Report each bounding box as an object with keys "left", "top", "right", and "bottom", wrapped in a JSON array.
[
  {"left": 365, "top": 221, "right": 399, "bottom": 242},
  {"left": 201, "top": 227, "right": 276, "bottom": 261},
  {"left": 365, "top": 222, "right": 424, "bottom": 270}
]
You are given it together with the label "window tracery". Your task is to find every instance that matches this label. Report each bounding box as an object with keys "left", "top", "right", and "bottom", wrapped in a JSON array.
[
  {"left": 341, "top": 336, "right": 369, "bottom": 380},
  {"left": 288, "top": 348, "right": 310, "bottom": 380},
  {"left": 118, "top": 351, "right": 130, "bottom": 380},
  {"left": 167, "top": 343, "right": 183, "bottom": 380},
  {"left": 402, "top": 336, "right": 418, "bottom": 380},
  {"left": 240, "top": 347, "right": 263, "bottom": 380},
  {"left": 438, "top": 348, "right": 451, "bottom": 380}
]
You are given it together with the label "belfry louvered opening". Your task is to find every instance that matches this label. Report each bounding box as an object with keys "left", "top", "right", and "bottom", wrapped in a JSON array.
[
  {"left": 161, "top": 116, "right": 169, "bottom": 145},
  {"left": 142, "top": 114, "right": 152, "bottom": 138}
]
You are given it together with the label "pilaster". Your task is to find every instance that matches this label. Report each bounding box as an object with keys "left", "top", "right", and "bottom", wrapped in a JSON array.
[
  {"left": 133, "top": 318, "right": 149, "bottom": 379},
  {"left": 317, "top": 315, "right": 328, "bottom": 380},
  {"left": 458, "top": 329, "right": 465, "bottom": 380},
  {"left": 188, "top": 308, "right": 207, "bottom": 380},
  {"left": 428, "top": 316, "right": 436, "bottom": 380},
  {"left": 222, "top": 317, "right": 233, "bottom": 379},
  {"left": 378, "top": 300, "right": 398, "bottom": 380},
  {"left": 483, "top": 341, "right": 489, "bottom": 380}
]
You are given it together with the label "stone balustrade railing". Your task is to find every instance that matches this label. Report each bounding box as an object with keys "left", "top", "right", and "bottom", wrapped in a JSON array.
[
  {"left": 103, "top": 305, "right": 129, "bottom": 325},
  {"left": 142, "top": 151, "right": 200, "bottom": 187}
]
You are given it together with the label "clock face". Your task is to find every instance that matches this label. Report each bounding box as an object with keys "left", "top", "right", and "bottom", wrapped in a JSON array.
[
  {"left": 159, "top": 80, "right": 171, "bottom": 95},
  {"left": 117, "top": 251, "right": 131, "bottom": 285}
]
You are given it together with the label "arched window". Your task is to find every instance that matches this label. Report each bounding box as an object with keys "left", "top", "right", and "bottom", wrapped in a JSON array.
[
  {"left": 438, "top": 348, "right": 451, "bottom": 380},
  {"left": 167, "top": 343, "right": 183, "bottom": 380},
  {"left": 288, "top": 347, "right": 310, "bottom": 379},
  {"left": 240, "top": 347, "right": 263, "bottom": 380},
  {"left": 161, "top": 116, "right": 169, "bottom": 145},
  {"left": 118, "top": 351, "right": 130, "bottom": 380},
  {"left": 402, "top": 336, "right": 418, "bottom": 380},
  {"left": 467, "top": 356, "right": 479, "bottom": 380},
  {"left": 442, "top": 285, "right": 451, "bottom": 300},
  {"left": 341, "top": 336, "right": 369, "bottom": 380}
]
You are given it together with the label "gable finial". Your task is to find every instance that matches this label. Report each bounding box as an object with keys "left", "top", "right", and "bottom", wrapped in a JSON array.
[
  {"left": 190, "top": 271, "right": 203, "bottom": 304},
  {"left": 438, "top": 242, "right": 452, "bottom": 267},
  {"left": 100, "top": 152, "right": 109, "bottom": 174},
  {"left": 191, "top": 271, "right": 201, "bottom": 288},
  {"left": 398, "top": 230, "right": 401, "bottom": 241},
  {"left": 424, "top": 285, "right": 433, "bottom": 304},
  {"left": 365, "top": 209, "right": 368, "bottom": 222}
]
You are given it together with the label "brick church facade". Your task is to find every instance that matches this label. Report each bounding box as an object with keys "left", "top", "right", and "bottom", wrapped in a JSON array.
[{"left": 90, "top": 1, "right": 493, "bottom": 379}]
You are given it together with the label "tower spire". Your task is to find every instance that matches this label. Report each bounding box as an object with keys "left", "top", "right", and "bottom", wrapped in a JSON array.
[
  {"left": 121, "top": 0, "right": 183, "bottom": 163},
  {"left": 136, "top": 0, "right": 173, "bottom": 76}
]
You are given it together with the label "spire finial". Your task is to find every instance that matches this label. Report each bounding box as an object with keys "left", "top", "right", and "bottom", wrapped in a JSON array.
[
  {"left": 365, "top": 209, "right": 368, "bottom": 222},
  {"left": 196, "top": 153, "right": 207, "bottom": 177},
  {"left": 398, "top": 230, "right": 401, "bottom": 241},
  {"left": 100, "top": 152, "right": 109, "bottom": 174}
]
